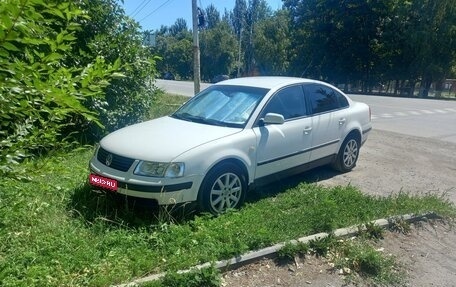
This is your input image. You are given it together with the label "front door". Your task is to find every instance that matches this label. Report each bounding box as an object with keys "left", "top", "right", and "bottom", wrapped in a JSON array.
[{"left": 253, "top": 85, "right": 313, "bottom": 179}]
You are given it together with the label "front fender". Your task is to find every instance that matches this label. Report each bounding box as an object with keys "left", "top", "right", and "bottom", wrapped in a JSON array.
[{"left": 174, "top": 129, "right": 257, "bottom": 185}]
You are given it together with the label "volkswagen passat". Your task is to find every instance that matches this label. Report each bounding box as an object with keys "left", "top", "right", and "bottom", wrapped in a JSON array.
[{"left": 89, "top": 77, "right": 372, "bottom": 215}]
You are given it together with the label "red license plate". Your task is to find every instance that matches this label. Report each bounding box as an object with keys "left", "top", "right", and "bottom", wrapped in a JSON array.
[{"left": 89, "top": 174, "right": 118, "bottom": 191}]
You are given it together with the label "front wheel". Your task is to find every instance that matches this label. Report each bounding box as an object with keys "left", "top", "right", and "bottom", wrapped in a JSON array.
[
  {"left": 332, "top": 135, "right": 360, "bottom": 172},
  {"left": 198, "top": 162, "right": 247, "bottom": 215}
]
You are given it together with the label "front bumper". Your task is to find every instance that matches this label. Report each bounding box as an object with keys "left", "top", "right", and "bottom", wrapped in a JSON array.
[{"left": 89, "top": 160, "right": 201, "bottom": 205}]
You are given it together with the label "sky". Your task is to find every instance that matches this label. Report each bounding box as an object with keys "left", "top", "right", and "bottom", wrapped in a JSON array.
[{"left": 120, "top": 0, "right": 284, "bottom": 31}]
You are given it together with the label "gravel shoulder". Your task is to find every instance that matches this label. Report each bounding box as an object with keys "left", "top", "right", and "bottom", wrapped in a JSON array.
[{"left": 223, "top": 129, "right": 456, "bottom": 286}]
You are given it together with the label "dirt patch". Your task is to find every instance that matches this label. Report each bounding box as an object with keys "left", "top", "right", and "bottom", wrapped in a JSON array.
[
  {"left": 222, "top": 220, "right": 456, "bottom": 287},
  {"left": 223, "top": 129, "right": 456, "bottom": 286}
]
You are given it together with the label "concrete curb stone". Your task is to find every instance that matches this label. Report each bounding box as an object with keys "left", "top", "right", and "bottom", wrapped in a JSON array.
[{"left": 114, "top": 212, "right": 439, "bottom": 287}]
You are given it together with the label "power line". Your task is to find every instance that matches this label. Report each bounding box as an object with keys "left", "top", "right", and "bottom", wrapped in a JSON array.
[
  {"left": 129, "top": 0, "right": 147, "bottom": 17},
  {"left": 130, "top": 0, "right": 153, "bottom": 18},
  {"left": 138, "top": 0, "right": 175, "bottom": 23}
]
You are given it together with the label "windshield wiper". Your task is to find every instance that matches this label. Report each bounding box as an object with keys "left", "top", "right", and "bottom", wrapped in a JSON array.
[
  {"left": 173, "top": 113, "right": 227, "bottom": 126},
  {"left": 172, "top": 112, "right": 194, "bottom": 122}
]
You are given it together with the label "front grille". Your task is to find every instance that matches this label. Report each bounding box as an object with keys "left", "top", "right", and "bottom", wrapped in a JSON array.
[{"left": 97, "top": 147, "right": 135, "bottom": 172}]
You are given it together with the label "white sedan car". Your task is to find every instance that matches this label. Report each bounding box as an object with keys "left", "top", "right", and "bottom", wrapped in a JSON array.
[{"left": 89, "top": 77, "right": 372, "bottom": 215}]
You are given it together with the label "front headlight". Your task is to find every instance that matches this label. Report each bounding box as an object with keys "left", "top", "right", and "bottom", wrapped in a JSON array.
[{"left": 134, "top": 161, "right": 185, "bottom": 178}]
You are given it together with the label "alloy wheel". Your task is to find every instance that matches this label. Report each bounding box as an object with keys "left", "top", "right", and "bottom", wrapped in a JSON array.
[
  {"left": 343, "top": 139, "right": 358, "bottom": 168},
  {"left": 209, "top": 172, "right": 242, "bottom": 213}
]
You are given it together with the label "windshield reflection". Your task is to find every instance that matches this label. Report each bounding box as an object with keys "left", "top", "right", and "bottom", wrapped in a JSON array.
[{"left": 172, "top": 85, "right": 269, "bottom": 128}]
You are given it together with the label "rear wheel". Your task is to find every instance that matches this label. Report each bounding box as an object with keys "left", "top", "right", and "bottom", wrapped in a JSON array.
[
  {"left": 332, "top": 135, "right": 360, "bottom": 172},
  {"left": 198, "top": 162, "right": 247, "bottom": 215}
]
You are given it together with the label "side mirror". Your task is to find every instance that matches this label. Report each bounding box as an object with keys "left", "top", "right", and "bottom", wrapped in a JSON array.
[{"left": 262, "top": 113, "right": 285, "bottom": 125}]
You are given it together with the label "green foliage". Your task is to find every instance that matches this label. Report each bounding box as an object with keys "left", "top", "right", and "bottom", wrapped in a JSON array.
[
  {"left": 330, "top": 239, "right": 404, "bottom": 285},
  {"left": 308, "top": 235, "right": 337, "bottom": 257},
  {"left": 391, "top": 0, "right": 456, "bottom": 96},
  {"left": 283, "top": 0, "right": 456, "bottom": 92},
  {"left": 389, "top": 217, "right": 412, "bottom": 234},
  {"left": 149, "top": 91, "right": 189, "bottom": 119},
  {"left": 254, "top": 10, "right": 291, "bottom": 75},
  {"left": 0, "top": 0, "right": 159, "bottom": 176},
  {"left": 360, "top": 222, "right": 384, "bottom": 240},
  {"left": 159, "top": 267, "right": 221, "bottom": 287},
  {"left": 0, "top": 0, "right": 119, "bottom": 176},
  {"left": 152, "top": 0, "right": 456, "bottom": 93},
  {"left": 285, "top": 0, "right": 389, "bottom": 86},
  {"left": 73, "top": 0, "right": 159, "bottom": 134},
  {"left": 154, "top": 20, "right": 193, "bottom": 80},
  {"left": 200, "top": 21, "right": 238, "bottom": 80},
  {"left": 277, "top": 241, "right": 309, "bottom": 260},
  {"left": 306, "top": 191, "right": 338, "bottom": 233}
]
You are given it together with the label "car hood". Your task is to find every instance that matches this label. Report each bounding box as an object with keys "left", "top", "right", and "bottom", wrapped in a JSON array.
[{"left": 100, "top": 116, "right": 242, "bottom": 162}]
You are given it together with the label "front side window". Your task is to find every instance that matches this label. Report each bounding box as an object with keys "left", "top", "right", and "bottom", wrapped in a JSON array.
[
  {"left": 261, "top": 85, "right": 307, "bottom": 120},
  {"left": 306, "top": 84, "right": 348, "bottom": 114},
  {"left": 172, "top": 85, "right": 268, "bottom": 128}
]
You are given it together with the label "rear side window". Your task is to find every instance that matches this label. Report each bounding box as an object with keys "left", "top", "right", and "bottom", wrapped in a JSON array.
[{"left": 305, "top": 84, "right": 349, "bottom": 114}]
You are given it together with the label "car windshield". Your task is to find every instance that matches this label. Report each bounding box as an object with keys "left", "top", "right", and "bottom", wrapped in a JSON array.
[{"left": 172, "top": 85, "right": 269, "bottom": 128}]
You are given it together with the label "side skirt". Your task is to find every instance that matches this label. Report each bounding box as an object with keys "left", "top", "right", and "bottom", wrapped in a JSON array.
[{"left": 250, "top": 154, "right": 336, "bottom": 189}]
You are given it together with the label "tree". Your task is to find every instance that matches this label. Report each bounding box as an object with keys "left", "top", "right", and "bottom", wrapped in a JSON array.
[
  {"left": 244, "top": 0, "right": 273, "bottom": 75},
  {"left": 254, "top": 9, "right": 291, "bottom": 75},
  {"left": 231, "top": 0, "right": 248, "bottom": 76},
  {"left": 169, "top": 18, "right": 189, "bottom": 38},
  {"left": 205, "top": 4, "right": 221, "bottom": 29},
  {"left": 232, "top": 0, "right": 248, "bottom": 37},
  {"left": 402, "top": 0, "right": 456, "bottom": 97},
  {"left": 200, "top": 21, "right": 238, "bottom": 80},
  {"left": 154, "top": 19, "right": 193, "bottom": 80},
  {"left": 285, "top": 0, "right": 391, "bottom": 91}
]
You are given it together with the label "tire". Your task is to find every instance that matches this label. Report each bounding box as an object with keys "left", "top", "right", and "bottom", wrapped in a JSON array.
[
  {"left": 198, "top": 162, "right": 247, "bottom": 215},
  {"left": 332, "top": 135, "right": 360, "bottom": 172}
]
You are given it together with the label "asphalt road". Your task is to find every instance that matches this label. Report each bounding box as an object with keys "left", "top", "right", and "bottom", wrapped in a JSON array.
[
  {"left": 350, "top": 94, "right": 456, "bottom": 143},
  {"left": 155, "top": 79, "right": 456, "bottom": 143}
]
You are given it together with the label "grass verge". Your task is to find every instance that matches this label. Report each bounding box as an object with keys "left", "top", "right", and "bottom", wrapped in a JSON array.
[
  {"left": 1, "top": 148, "right": 454, "bottom": 287},
  {"left": 148, "top": 90, "right": 189, "bottom": 118}
]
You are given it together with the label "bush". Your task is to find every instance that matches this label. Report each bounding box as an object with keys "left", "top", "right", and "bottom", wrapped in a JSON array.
[
  {"left": 73, "top": 0, "right": 159, "bottom": 136},
  {"left": 0, "top": 0, "right": 159, "bottom": 176},
  {"left": 0, "top": 0, "right": 118, "bottom": 176}
]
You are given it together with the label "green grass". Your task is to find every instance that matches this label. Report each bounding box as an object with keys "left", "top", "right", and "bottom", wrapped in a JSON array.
[
  {"left": 328, "top": 237, "right": 405, "bottom": 286},
  {"left": 149, "top": 90, "right": 189, "bottom": 119},
  {"left": 1, "top": 93, "right": 455, "bottom": 286}
]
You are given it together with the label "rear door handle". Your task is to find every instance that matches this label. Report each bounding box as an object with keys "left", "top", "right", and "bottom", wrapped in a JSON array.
[
  {"left": 303, "top": 127, "right": 312, "bottom": 135},
  {"left": 339, "top": 118, "right": 346, "bottom": 125}
]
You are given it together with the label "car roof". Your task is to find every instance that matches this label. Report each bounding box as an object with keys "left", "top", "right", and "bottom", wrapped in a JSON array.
[{"left": 214, "top": 76, "right": 324, "bottom": 90}]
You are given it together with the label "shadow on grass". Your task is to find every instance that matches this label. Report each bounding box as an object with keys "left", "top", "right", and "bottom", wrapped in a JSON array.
[
  {"left": 68, "top": 183, "right": 197, "bottom": 228},
  {"left": 246, "top": 165, "right": 340, "bottom": 203},
  {"left": 68, "top": 166, "right": 340, "bottom": 228}
]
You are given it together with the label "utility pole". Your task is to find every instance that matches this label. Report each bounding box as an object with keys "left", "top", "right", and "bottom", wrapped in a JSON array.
[
  {"left": 237, "top": 27, "right": 242, "bottom": 78},
  {"left": 192, "top": 0, "right": 201, "bottom": 94}
]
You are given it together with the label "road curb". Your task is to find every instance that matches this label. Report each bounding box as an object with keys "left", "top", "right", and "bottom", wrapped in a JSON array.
[{"left": 114, "top": 212, "right": 440, "bottom": 287}]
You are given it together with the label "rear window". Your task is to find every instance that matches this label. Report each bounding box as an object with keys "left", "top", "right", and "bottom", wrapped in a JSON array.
[{"left": 305, "top": 84, "right": 349, "bottom": 114}]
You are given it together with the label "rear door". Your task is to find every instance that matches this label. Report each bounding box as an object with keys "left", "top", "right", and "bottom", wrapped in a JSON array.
[
  {"left": 253, "top": 85, "right": 313, "bottom": 179},
  {"left": 303, "top": 84, "right": 350, "bottom": 161}
]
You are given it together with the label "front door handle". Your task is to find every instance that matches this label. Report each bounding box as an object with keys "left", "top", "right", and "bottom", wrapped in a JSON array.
[{"left": 303, "top": 127, "right": 312, "bottom": 135}]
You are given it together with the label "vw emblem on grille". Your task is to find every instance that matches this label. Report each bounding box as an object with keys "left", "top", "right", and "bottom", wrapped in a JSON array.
[{"left": 105, "top": 154, "right": 113, "bottom": 167}]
